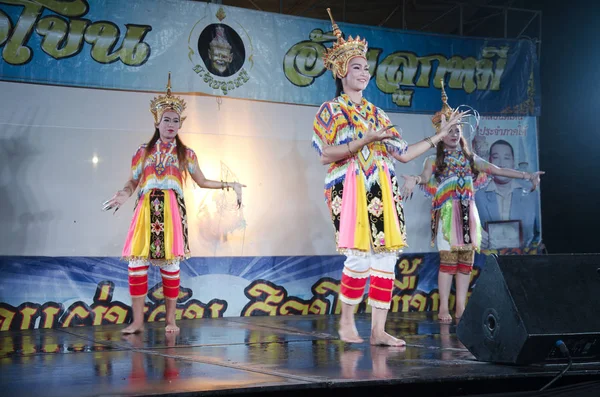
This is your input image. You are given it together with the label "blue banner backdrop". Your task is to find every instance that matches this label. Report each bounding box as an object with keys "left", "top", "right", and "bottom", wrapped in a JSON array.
[
  {"left": 0, "top": 0, "right": 540, "bottom": 115},
  {"left": 0, "top": 250, "right": 543, "bottom": 331}
]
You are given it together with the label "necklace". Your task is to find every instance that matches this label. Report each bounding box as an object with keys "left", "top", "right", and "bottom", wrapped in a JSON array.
[{"left": 155, "top": 140, "right": 175, "bottom": 175}]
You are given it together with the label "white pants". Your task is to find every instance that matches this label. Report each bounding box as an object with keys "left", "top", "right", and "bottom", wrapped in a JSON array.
[{"left": 340, "top": 252, "right": 398, "bottom": 309}]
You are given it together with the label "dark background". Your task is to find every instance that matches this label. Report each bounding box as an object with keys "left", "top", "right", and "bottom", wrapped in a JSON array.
[{"left": 519, "top": 0, "right": 599, "bottom": 253}]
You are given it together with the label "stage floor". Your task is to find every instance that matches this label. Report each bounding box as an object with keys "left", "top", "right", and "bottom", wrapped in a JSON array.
[{"left": 1, "top": 312, "right": 600, "bottom": 397}]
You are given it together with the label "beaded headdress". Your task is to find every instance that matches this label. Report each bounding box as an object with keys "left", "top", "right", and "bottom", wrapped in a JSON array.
[
  {"left": 322, "top": 8, "right": 368, "bottom": 79},
  {"left": 150, "top": 72, "right": 187, "bottom": 125}
]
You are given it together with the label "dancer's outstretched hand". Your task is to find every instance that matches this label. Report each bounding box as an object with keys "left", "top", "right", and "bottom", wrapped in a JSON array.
[
  {"left": 528, "top": 171, "right": 545, "bottom": 192},
  {"left": 437, "top": 109, "right": 467, "bottom": 138},
  {"left": 102, "top": 190, "right": 130, "bottom": 214},
  {"left": 400, "top": 174, "right": 419, "bottom": 200},
  {"left": 232, "top": 182, "right": 246, "bottom": 208},
  {"left": 364, "top": 124, "right": 397, "bottom": 144}
]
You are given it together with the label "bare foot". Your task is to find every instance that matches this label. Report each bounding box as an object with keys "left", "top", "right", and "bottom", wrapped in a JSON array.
[
  {"left": 165, "top": 323, "right": 180, "bottom": 334},
  {"left": 370, "top": 331, "right": 406, "bottom": 346},
  {"left": 121, "top": 323, "right": 144, "bottom": 334},
  {"left": 438, "top": 310, "right": 452, "bottom": 323},
  {"left": 338, "top": 322, "right": 364, "bottom": 343}
]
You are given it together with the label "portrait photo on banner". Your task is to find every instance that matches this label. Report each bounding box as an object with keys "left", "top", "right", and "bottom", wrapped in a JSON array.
[
  {"left": 198, "top": 23, "right": 246, "bottom": 78},
  {"left": 472, "top": 117, "right": 541, "bottom": 249}
]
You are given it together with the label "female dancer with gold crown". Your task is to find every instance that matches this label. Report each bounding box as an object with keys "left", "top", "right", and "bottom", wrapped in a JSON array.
[
  {"left": 312, "top": 9, "right": 465, "bottom": 346},
  {"left": 400, "top": 82, "right": 544, "bottom": 323},
  {"left": 103, "top": 74, "right": 245, "bottom": 334}
]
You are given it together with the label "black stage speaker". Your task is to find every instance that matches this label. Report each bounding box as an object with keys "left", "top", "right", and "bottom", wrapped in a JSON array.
[{"left": 457, "top": 254, "right": 600, "bottom": 365}]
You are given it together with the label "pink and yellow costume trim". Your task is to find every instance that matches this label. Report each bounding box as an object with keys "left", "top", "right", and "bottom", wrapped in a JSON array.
[{"left": 122, "top": 140, "right": 197, "bottom": 266}]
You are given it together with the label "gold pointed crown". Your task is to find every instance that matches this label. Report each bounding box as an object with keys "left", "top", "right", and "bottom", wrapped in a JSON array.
[
  {"left": 150, "top": 72, "right": 187, "bottom": 125},
  {"left": 431, "top": 79, "right": 454, "bottom": 130},
  {"left": 322, "top": 8, "right": 368, "bottom": 79}
]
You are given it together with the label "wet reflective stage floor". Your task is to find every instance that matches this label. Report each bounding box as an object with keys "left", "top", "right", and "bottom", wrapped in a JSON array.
[{"left": 2, "top": 313, "right": 600, "bottom": 397}]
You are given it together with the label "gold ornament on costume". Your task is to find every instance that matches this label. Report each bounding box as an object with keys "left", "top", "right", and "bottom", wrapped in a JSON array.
[
  {"left": 322, "top": 8, "right": 368, "bottom": 79},
  {"left": 150, "top": 72, "right": 187, "bottom": 125},
  {"left": 431, "top": 79, "right": 454, "bottom": 130}
]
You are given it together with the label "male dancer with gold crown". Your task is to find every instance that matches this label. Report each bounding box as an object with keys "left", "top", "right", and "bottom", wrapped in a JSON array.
[
  {"left": 104, "top": 73, "right": 245, "bottom": 334},
  {"left": 401, "top": 80, "right": 544, "bottom": 323},
  {"left": 312, "top": 9, "right": 464, "bottom": 345}
]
